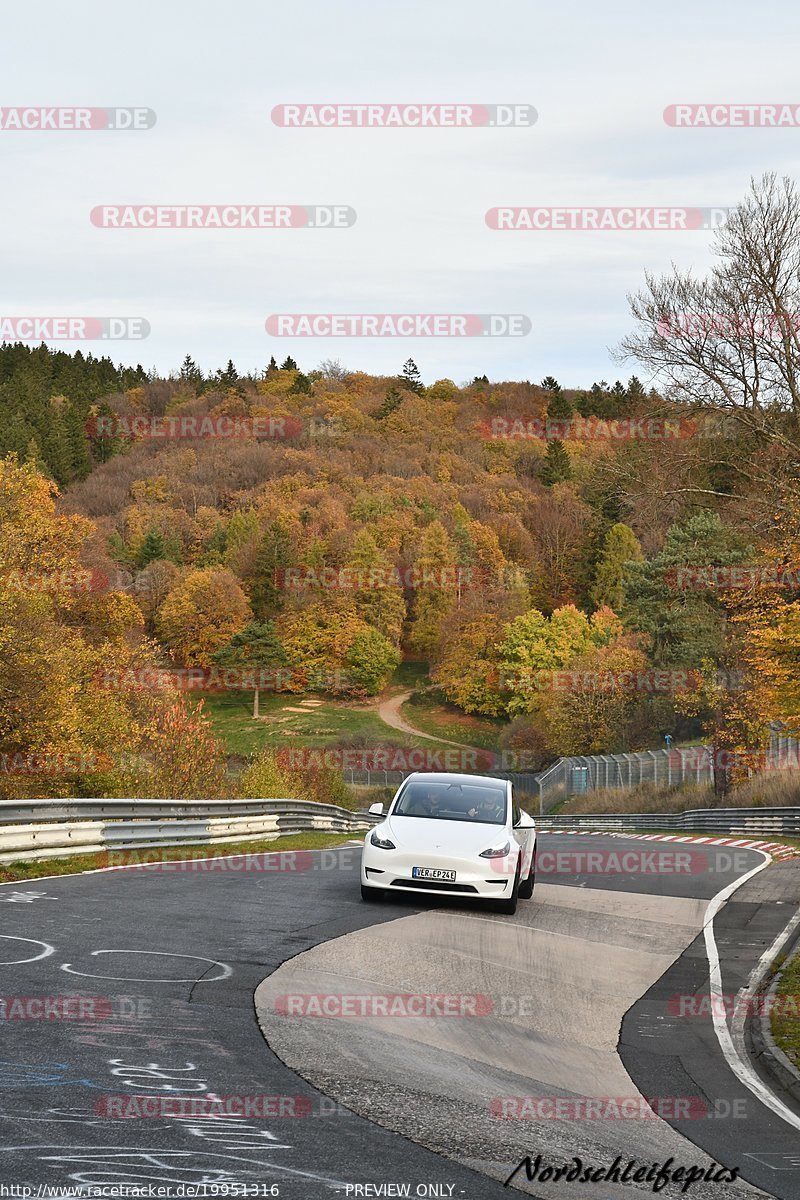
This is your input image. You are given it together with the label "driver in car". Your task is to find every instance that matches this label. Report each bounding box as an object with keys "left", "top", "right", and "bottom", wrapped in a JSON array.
[
  {"left": 467, "top": 794, "right": 503, "bottom": 821},
  {"left": 407, "top": 789, "right": 443, "bottom": 818}
]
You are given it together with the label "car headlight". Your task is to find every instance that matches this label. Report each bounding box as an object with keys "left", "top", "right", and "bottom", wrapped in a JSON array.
[
  {"left": 370, "top": 830, "right": 396, "bottom": 850},
  {"left": 479, "top": 841, "right": 511, "bottom": 859}
]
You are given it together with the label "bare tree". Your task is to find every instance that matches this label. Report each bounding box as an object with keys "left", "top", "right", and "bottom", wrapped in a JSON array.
[
  {"left": 616, "top": 173, "right": 800, "bottom": 512},
  {"left": 317, "top": 358, "right": 350, "bottom": 382}
]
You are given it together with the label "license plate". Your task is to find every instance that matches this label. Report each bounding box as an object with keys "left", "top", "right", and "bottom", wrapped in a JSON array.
[{"left": 412, "top": 866, "right": 456, "bottom": 882}]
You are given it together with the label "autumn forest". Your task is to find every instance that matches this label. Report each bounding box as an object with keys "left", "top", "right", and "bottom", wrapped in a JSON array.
[{"left": 3, "top": 176, "right": 800, "bottom": 803}]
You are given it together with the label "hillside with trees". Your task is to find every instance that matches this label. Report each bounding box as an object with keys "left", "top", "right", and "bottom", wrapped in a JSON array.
[{"left": 3, "top": 175, "right": 800, "bottom": 798}]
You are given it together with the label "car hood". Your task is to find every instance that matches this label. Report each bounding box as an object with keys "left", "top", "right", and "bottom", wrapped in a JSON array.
[{"left": 383, "top": 815, "right": 508, "bottom": 855}]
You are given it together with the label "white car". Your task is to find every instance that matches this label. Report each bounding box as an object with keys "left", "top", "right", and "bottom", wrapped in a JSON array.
[{"left": 360, "top": 772, "right": 536, "bottom": 914}]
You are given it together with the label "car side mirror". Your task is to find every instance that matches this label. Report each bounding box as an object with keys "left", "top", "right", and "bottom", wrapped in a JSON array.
[{"left": 368, "top": 802, "right": 384, "bottom": 816}]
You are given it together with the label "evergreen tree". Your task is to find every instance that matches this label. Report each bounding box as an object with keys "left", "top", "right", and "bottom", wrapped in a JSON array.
[
  {"left": 402, "top": 359, "right": 424, "bottom": 394},
  {"left": 216, "top": 360, "right": 239, "bottom": 388},
  {"left": 179, "top": 355, "right": 203, "bottom": 386},
  {"left": 250, "top": 520, "right": 294, "bottom": 620},
  {"left": 626, "top": 375, "right": 645, "bottom": 402},
  {"left": 590, "top": 523, "right": 643, "bottom": 611},
  {"left": 40, "top": 408, "right": 72, "bottom": 486},
  {"left": 623, "top": 511, "right": 752, "bottom": 668},
  {"left": 137, "top": 529, "right": 167, "bottom": 568},
  {"left": 280, "top": 356, "right": 298, "bottom": 371},
  {"left": 539, "top": 440, "right": 572, "bottom": 485},
  {"left": 545, "top": 386, "right": 573, "bottom": 422},
  {"left": 65, "top": 402, "right": 92, "bottom": 480},
  {"left": 290, "top": 372, "right": 311, "bottom": 394},
  {"left": 375, "top": 387, "right": 404, "bottom": 420}
]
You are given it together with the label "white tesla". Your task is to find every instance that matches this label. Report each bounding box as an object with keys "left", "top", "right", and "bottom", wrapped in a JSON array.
[{"left": 360, "top": 772, "right": 536, "bottom": 914}]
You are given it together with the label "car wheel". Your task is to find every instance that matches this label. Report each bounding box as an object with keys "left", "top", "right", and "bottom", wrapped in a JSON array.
[
  {"left": 361, "top": 883, "right": 384, "bottom": 902},
  {"left": 518, "top": 851, "right": 535, "bottom": 900},
  {"left": 495, "top": 861, "right": 521, "bottom": 915}
]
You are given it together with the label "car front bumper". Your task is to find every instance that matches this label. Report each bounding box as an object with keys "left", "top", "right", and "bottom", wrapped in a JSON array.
[{"left": 361, "top": 846, "right": 518, "bottom": 898}]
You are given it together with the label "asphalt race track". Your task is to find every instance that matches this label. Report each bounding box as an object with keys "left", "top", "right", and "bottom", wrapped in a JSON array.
[{"left": 0, "top": 833, "right": 798, "bottom": 1199}]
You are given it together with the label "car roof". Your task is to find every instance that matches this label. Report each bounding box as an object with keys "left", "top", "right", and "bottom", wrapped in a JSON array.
[{"left": 400, "top": 772, "right": 509, "bottom": 788}]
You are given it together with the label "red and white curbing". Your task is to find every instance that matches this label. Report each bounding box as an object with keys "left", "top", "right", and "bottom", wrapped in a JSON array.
[{"left": 538, "top": 828, "right": 799, "bottom": 859}]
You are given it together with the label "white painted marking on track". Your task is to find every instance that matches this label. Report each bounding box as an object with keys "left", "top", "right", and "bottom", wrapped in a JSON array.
[
  {"left": 702, "top": 852, "right": 800, "bottom": 1133},
  {"left": 60, "top": 950, "right": 232, "bottom": 983},
  {"left": 0, "top": 935, "right": 55, "bottom": 965},
  {"left": 0, "top": 889, "right": 58, "bottom": 903},
  {"left": 0, "top": 1145, "right": 352, "bottom": 1189},
  {"left": 730, "top": 904, "right": 800, "bottom": 1060}
]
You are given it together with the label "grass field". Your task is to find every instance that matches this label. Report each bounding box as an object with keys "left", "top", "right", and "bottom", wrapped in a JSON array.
[
  {"left": 400, "top": 694, "right": 503, "bottom": 752},
  {"left": 198, "top": 662, "right": 499, "bottom": 760},
  {"left": 198, "top": 691, "right": 419, "bottom": 758}
]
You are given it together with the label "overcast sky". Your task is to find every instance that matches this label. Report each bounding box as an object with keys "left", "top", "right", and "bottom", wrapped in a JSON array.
[{"left": 2, "top": 0, "right": 800, "bottom": 387}]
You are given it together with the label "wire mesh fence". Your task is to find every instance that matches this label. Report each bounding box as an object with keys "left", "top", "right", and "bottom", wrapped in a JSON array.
[
  {"left": 343, "top": 727, "right": 800, "bottom": 815},
  {"left": 534, "top": 727, "right": 800, "bottom": 813},
  {"left": 532, "top": 747, "right": 715, "bottom": 813}
]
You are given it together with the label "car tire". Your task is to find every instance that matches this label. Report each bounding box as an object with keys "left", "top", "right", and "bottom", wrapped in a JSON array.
[
  {"left": 518, "top": 851, "right": 535, "bottom": 899},
  {"left": 361, "top": 883, "right": 384, "bottom": 902},
  {"left": 495, "top": 861, "right": 521, "bottom": 915}
]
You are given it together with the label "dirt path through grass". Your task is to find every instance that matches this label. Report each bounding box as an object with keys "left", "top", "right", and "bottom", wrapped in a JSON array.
[{"left": 376, "top": 690, "right": 498, "bottom": 766}]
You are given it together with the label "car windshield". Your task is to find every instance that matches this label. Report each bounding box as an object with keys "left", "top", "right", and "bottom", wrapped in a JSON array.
[{"left": 392, "top": 781, "right": 507, "bottom": 824}]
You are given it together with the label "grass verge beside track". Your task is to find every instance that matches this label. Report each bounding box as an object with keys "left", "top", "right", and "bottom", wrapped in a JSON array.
[
  {"left": 772, "top": 950, "right": 800, "bottom": 1070},
  {"left": 0, "top": 830, "right": 363, "bottom": 885}
]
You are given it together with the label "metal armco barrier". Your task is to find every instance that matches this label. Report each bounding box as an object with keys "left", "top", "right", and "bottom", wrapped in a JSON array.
[
  {"left": 537, "top": 808, "right": 800, "bottom": 835},
  {"left": 3, "top": 797, "right": 799, "bottom": 865},
  {"left": 0, "top": 799, "right": 378, "bottom": 864}
]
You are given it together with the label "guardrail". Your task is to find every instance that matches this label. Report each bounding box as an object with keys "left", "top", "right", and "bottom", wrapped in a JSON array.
[
  {"left": 537, "top": 808, "right": 800, "bottom": 835},
  {"left": 0, "top": 799, "right": 379, "bottom": 864}
]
